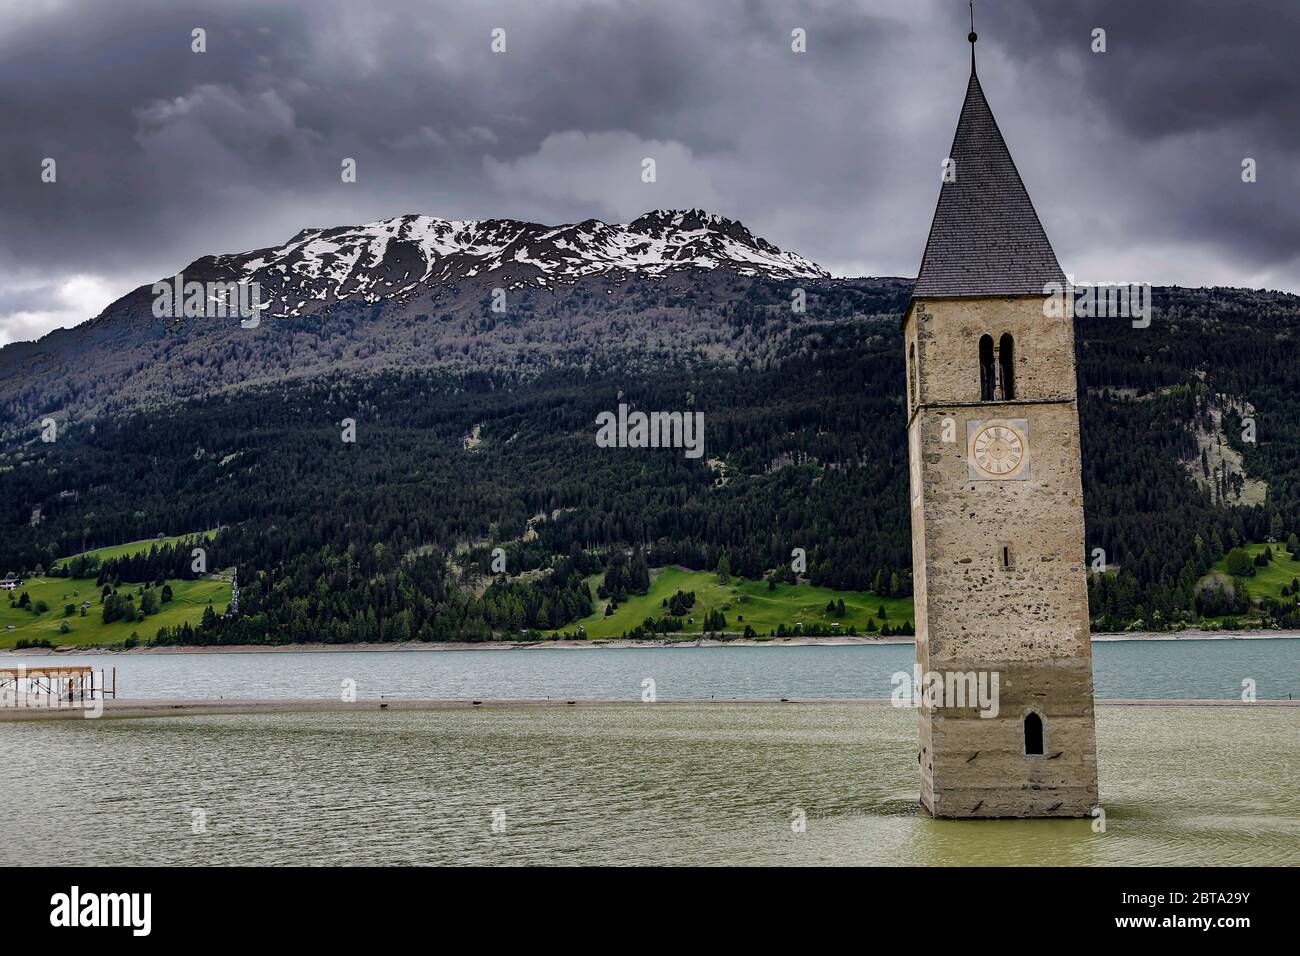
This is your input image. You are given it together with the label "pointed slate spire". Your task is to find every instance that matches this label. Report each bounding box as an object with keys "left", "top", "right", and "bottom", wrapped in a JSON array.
[{"left": 912, "top": 25, "right": 1065, "bottom": 299}]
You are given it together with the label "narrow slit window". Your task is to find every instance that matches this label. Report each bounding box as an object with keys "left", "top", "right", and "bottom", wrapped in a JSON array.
[
  {"left": 1024, "top": 712, "right": 1044, "bottom": 755},
  {"left": 908, "top": 343, "right": 918, "bottom": 410},
  {"left": 1002, "top": 546, "right": 1011, "bottom": 569}
]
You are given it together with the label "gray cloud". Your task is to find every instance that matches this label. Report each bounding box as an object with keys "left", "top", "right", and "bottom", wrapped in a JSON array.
[{"left": 2, "top": 0, "right": 1298, "bottom": 344}]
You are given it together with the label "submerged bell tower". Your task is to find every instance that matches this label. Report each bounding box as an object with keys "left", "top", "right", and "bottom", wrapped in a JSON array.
[{"left": 901, "top": 16, "right": 1099, "bottom": 818}]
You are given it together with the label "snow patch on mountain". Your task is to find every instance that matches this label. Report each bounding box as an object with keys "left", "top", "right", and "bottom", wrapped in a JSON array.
[{"left": 205, "top": 209, "right": 827, "bottom": 317}]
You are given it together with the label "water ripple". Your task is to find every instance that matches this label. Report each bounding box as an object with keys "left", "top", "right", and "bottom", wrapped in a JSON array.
[{"left": 2, "top": 703, "right": 1295, "bottom": 866}]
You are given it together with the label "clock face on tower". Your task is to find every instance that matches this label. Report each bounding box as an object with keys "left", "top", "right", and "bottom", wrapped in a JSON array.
[{"left": 966, "top": 419, "right": 1030, "bottom": 480}]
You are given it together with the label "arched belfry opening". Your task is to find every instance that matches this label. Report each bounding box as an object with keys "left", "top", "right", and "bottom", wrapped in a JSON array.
[
  {"left": 999, "top": 333, "right": 1016, "bottom": 400},
  {"left": 978, "top": 334, "right": 995, "bottom": 401},
  {"left": 1024, "top": 712, "right": 1044, "bottom": 756}
]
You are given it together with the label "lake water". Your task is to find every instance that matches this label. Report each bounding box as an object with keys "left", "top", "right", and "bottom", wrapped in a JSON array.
[
  {"left": 3, "top": 703, "right": 1296, "bottom": 866},
  {"left": 7, "top": 638, "right": 1300, "bottom": 701}
]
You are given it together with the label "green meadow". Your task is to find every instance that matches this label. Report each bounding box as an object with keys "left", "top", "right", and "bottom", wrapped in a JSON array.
[
  {"left": 51, "top": 530, "right": 219, "bottom": 570},
  {"left": 557, "top": 566, "right": 914, "bottom": 640},
  {"left": 1199, "top": 541, "right": 1300, "bottom": 623},
  {"left": 2, "top": 533, "right": 229, "bottom": 649}
]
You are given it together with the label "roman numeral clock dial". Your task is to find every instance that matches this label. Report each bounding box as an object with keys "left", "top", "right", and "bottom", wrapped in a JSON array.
[
  {"left": 966, "top": 419, "right": 1030, "bottom": 480},
  {"left": 974, "top": 425, "right": 1021, "bottom": 474}
]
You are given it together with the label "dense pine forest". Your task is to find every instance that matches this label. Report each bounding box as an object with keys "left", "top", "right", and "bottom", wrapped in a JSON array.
[{"left": 2, "top": 277, "right": 1299, "bottom": 643}]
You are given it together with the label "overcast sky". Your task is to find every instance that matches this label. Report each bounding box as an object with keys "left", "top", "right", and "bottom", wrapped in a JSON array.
[{"left": 2, "top": 0, "right": 1298, "bottom": 345}]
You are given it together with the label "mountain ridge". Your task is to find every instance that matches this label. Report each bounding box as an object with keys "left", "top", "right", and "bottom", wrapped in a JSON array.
[
  {"left": 0, "top": 210, "right": 873, "bottom": 424},
  {"left": 189, "top": 207, "right": 829, "bottom": 319}
]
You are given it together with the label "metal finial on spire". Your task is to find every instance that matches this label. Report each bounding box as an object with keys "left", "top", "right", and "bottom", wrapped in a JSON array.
[{"left": 968, "top": 0, "right": 978, "bottom": 71}]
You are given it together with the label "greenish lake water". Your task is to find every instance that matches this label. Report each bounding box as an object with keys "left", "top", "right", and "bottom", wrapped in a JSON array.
[
  {"left": 10, "top": 638, "right": 1300, "bottom": 700},
  {"left": 3, "top": 704, "right": 1296, "bottom": 865}
]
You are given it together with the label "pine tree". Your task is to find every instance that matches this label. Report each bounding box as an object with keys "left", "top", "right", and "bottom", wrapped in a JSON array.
[{"left": 629, "top": 550, "right": 651, "bottom": 594}]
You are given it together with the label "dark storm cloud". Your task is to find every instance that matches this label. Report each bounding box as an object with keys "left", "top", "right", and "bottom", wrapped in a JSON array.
[
  {"left": 978, "top": 0, "right": 1300, "bottom": 278},
  {"left": 2, "top": 0, "right": 1299, "bottom": 344},
  {"left": 998, "top": 0, "right": 1300, "bottom": 144}
]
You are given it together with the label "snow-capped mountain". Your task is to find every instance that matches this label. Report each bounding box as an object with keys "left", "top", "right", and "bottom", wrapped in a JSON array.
[
  {"left": 197, "top": 209, "right": 827, "bottom": 317},
  {"left": 0, "top": 209, "right": 874, "bottom": 420}
]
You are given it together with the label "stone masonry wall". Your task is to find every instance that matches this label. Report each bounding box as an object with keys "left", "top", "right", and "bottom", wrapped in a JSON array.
[{"left": 904, "top": 296, "right": 1098, "bottom": 818}]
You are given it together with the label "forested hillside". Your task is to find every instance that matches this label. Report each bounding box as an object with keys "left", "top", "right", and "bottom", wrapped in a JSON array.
[
  {"left": 2, "top": 274, "right": 1299, "bottom": 643},
  {"left": 1075, "top": 287, "right": 1300, "bottom": 628}
]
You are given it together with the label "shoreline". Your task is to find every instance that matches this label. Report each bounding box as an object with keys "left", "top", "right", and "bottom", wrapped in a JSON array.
[
  {"left": 2, "top": 629, "right": 1298, "bottom": 656},
  {"left": 3, "top": 696, "right": 1296, "bottom": 721}
]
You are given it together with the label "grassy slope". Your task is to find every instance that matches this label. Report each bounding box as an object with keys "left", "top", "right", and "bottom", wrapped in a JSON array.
[
  {"left": 1199, "top": 542, "right": 1300, "bottom": 622},
  {"left": 1, "top": 578, "right": 231, "bottom": 648},
  {"left": 51, "top": 530, "right": 219, "bottom": 570},
  {"left": 2, "top": 532, "right": 229, "bottom": 649},
  {"left": 560, "top": 566, "right": 915, "bottom": 640}
]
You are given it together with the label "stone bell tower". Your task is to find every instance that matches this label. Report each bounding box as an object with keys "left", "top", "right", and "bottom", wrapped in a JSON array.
[{"left": 901, "top": 23, "right": 1099, "bottom": 818}]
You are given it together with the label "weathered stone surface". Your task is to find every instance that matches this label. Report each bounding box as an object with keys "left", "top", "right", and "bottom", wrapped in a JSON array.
[{"left": 904, "top": 295, "right": 1099, "bottom": 819}]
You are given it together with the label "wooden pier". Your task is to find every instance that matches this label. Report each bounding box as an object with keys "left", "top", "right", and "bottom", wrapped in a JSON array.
[{"left": 0, "top": 664, "right": 116, "bottom": 708}]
